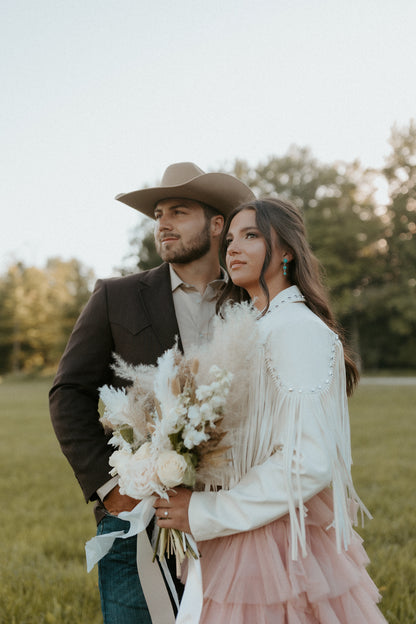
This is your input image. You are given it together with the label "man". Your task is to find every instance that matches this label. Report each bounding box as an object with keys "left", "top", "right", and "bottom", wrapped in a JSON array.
[{"left": 49, "top": 162, "right": 254, "bottom": 623}]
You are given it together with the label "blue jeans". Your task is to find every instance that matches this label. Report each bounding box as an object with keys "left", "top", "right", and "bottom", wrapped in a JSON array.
[{"left": 97, "top": 513, "right": 152, "bottom": 624}]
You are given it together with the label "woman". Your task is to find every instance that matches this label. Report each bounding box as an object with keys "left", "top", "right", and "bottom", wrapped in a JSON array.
[{"left": 154, "top": 198, "right": 387, "bottom": 623}]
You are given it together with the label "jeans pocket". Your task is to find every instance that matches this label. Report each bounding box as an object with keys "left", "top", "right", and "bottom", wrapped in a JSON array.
[{"left": 97, "top": 512, "right": 130, "bottom": 536}]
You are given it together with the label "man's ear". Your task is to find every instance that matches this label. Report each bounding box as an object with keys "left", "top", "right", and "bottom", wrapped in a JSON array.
[{"left": 211, "top": 214, "right": 224, "bottom": 238}]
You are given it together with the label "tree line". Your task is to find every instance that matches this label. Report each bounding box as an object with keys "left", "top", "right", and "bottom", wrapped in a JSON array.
[
  {"left": 1, "top": 121, "right": 415, "bottom": 374},
  {"left": 0, "top": 258, "right": 94, "bottom": 374}
]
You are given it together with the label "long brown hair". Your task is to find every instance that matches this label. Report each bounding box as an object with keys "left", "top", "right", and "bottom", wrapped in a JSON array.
[{"left": 217, "top": 198, "right": 359, "bottom": 396}]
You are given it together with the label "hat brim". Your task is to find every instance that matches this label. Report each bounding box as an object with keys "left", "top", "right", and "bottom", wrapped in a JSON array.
[{"left": 115, "top": 172, "right": 255, "bottom": 219}]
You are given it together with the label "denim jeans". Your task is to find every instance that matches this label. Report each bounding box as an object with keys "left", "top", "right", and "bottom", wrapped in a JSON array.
[{"left": 97, "top": 513, "right": 152, "bottom": 624}]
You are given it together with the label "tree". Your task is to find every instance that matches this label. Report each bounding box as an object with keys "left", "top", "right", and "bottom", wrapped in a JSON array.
[
  {"left": 0, "top": 258, "right": 94, "bottom": 374},
  {"left": 117, "top": 219, "right": 162, "bottom": 275},
  {"left": 359, "top": 120, "right": 416, "bottom": 368}
]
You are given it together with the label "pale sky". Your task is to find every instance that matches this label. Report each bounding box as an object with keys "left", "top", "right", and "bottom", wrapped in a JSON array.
[{"left": 1, "top": 0, "right": 415, "bottom": 278}]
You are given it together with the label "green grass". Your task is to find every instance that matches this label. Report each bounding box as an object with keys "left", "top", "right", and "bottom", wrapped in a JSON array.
[
  {"left": 349, "top": 384, "right": 416, "bottom": 624},
  {"left": 0, "top": 378, "right": 415, "bottom": 623},
  {"left": 0, "top": 378, "right": 101, "bottom": 624}
]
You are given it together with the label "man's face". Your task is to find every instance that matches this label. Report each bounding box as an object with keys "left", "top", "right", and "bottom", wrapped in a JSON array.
[{"left": 153, "top": 198, "right": 212, "bottom": 264}]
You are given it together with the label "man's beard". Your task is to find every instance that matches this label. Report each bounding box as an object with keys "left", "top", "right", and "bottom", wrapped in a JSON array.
[{"left": 157, "top": 221, "right": 211, "bottom": 264}]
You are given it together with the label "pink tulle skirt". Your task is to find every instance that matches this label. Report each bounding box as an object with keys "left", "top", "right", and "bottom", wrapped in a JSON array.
[{"left": 193, "top": 489, "right": 387, "bottom": 623}]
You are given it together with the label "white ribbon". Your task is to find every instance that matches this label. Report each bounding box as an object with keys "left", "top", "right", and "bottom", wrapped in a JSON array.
[
  {"left": 85, "top": 500, "right": 203, "bottom": 623},
  {"left": 136, "top": 529, "right": 176, "bottom": 624},
  {"left": 85, "top": 497, "right": 178, "bottom": 623},
  {"left": 175, "top": 535, "right": 203, "bottom": 624},
  {"left": 85, "top": 497, "right": 155, "bottom": 572}
]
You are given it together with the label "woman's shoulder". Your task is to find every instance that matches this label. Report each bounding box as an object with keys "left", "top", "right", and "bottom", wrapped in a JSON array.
[
  {"left": 262, "top": 302, "right": 342, "bottom": 393},
  {"left": 261, "top": 298, "right": 333, "bottom": 337}
]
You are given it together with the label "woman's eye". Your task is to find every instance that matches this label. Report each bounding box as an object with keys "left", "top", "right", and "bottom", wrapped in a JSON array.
[{"left": 246, "top": 232, "right": 257, "bottom": 239}]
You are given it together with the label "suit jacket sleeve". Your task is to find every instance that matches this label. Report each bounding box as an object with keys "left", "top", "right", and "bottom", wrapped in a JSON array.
[{"left": 49, "top": 279, "right": 116, "bottom": 502}]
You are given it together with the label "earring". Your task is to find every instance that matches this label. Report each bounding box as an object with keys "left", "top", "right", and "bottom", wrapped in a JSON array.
[{"left": 283, "top": 257, "right": 288, "bottom": 276}]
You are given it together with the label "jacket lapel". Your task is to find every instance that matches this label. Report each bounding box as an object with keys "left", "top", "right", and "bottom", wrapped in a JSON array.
[{"left": 138, "top": 263, "right": 183, "bottom": 353}]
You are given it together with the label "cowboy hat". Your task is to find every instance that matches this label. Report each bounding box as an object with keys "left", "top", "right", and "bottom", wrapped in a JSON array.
[{"left": 115, "top": 162, "right": 255, "bottom": 219}]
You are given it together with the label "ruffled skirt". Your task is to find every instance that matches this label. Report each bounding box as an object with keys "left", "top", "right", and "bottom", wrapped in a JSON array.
[{"left": 194, "top": 489, "right": 387, "bottom": 623}]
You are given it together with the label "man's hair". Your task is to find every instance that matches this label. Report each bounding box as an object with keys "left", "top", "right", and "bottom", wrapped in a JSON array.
[{"left": 200, "top": 201, "right": 222, "bottom": 221}]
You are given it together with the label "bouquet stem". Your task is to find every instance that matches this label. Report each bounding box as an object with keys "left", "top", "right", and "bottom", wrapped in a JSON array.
[{"left": 152, "top": 527, "right": 199, "bottom": 575}]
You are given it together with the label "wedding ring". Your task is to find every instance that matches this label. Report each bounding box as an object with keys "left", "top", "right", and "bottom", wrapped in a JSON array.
[{"left": 164, "top": 510, "right": 169, "bottom": 517}]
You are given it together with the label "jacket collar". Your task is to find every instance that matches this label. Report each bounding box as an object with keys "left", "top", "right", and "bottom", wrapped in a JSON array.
[
  {"left": 266, "top": 285, "right": 305, "bottom": 314},
  {"left": 137, "top": 263, "right": 183, "bottom": 352}
]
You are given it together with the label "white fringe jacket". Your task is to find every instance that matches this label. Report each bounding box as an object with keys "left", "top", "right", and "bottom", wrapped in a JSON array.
[{"left": 188, "top": 286, "right": 368, "bottom": 560}]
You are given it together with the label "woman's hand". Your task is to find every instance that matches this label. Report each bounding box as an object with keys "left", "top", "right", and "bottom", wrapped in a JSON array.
[{"left": 153, "top": 487, "right": 192, "bottom": 534}]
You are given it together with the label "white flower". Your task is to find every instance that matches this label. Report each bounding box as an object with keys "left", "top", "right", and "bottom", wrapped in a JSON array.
[
  {"left": 209, "top": 364, "right": 223, "bottom": 377},
  {"left": 199, "top": 402, "right": 215, "bottom": 419},
  {"left": 195, "top": 385, "right": 213, "bottom": 401},
  {"left": 110, "top": 447, "right": 162, "bottom": 498},
  {"left": 108, "top": 449, "right": 131, "bottom": 476},
  {"left": 174, "top": 402, "right": 188, "bottom": 418},
  {"left": 135, "top": 441, "right": 152, "bottom": 460},
  {"left": 99, "top": 385, "right": 129, "bottom": 427},
  {"left": 187, "top": 404, "right": 203, "bottom": 426},
  {"left": 183, "top": 425, "right": 208, "bottom": 450},
  {"left": 207, "top": 394, "right": 226, "bottom": 410},
  {"left": 156, "top": 450, "right": 187, "bottom": 488},
  {"left": 109, "top": 430, "right": 132, "bottom": 451}
]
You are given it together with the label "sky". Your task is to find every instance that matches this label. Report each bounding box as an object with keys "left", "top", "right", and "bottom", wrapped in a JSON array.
[{"left": 1, "top": 0, "right": 415, "bottom": 278}]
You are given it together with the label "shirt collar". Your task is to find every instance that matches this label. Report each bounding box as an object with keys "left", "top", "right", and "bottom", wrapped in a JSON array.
[{"left": 169, "top": 264, "right": 227, "bottom": 293}]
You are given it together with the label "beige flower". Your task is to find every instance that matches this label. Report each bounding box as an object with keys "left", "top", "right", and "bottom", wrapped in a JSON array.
[{"left": 156, "top": 450, "right": 187, "bottom": 488}]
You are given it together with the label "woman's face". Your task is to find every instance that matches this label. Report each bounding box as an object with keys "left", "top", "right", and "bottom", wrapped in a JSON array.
[{"left": 225, "top": 209, "right": 288, "bottom": 308}]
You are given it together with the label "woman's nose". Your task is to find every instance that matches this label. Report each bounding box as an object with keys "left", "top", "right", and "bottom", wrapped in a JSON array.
[{"left": 227, "top": 241, "right": 239, "bottom": 255}]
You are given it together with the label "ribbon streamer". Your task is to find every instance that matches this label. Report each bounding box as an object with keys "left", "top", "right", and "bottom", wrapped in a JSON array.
[{"left": 85, "top": 497, "right": 184, "bottom": 623}]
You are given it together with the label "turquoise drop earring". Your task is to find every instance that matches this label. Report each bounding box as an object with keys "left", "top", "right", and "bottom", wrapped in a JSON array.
[{"left": 283, "top": 257, "right": 288, "bottom": 276}]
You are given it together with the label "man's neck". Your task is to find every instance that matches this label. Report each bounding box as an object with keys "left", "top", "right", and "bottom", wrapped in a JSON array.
[{"left": 170, "top": 255, "right": 222, "bottom": 294}]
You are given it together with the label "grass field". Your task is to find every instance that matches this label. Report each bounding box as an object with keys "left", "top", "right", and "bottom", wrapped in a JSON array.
[{"left": 0, "top": 377, "right": 415, "bottom": 623}]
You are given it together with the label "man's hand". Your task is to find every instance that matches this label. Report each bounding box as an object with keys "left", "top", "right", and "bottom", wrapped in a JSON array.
[{"left": 103, "top": 485, "right": 140, "bottom": 515}]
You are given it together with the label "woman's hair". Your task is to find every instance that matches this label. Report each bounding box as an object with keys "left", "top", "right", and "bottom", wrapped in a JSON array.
[{"left": 217, "top": 198, "right": 359, "bottom": 395}]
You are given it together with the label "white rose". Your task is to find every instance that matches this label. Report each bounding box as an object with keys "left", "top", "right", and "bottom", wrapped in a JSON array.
[
  {"left": 110, "top": 446, "right": 165, "bottom": 498},
  {"left": 156, "top": 450, "right": 187, "bottom": 488},
  {"left": 109, "top": 448, "right": 131, "bottom": 475},
  {"left": 121, "top": 452, "right": 161, "bottom": 498}
]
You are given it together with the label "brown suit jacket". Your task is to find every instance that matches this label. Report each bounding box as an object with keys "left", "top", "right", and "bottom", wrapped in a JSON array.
[{"left": 49, "top": 262, "right": 182, "bottom": 523}]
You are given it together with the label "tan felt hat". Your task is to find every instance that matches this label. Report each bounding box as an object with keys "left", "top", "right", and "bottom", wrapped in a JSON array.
[{"left": 115, "top": 162, "right": 255, "bottom": 219}]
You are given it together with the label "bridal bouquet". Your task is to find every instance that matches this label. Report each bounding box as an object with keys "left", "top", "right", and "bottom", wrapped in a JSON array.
[{"left": 99, "top": 347, "right": 233, "bottom": 568}]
